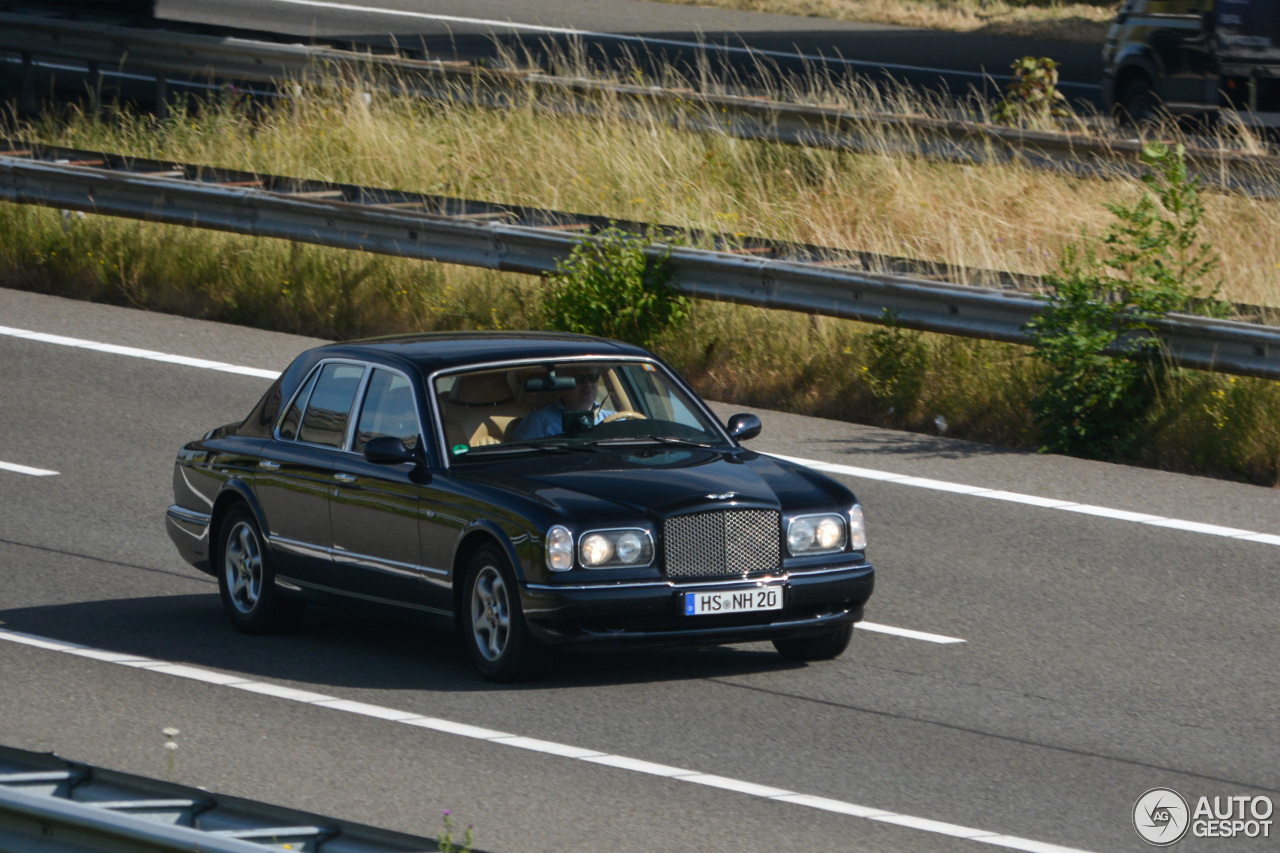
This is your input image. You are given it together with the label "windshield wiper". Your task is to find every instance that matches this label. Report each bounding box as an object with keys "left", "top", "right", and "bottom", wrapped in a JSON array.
[
  {"left": 461, "top": 441, "right": 598, "bottom": 456},
  {"left": 588, "top": 435, "right": 718, "bottom": 449}
]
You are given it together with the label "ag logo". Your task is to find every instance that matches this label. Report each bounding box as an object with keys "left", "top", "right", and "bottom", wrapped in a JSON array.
[{"left": 1134, "top": 788, "right": 1190, "bottom": 846}]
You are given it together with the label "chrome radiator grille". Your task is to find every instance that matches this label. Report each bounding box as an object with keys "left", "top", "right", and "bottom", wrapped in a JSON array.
[{"left": 662, "top": 509, "right": 781, "bottom": 578}]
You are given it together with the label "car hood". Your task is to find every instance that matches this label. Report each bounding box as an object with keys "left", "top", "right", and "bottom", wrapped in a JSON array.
[{"left": 455, "top": 447, "right": 853, "bottom": 518}]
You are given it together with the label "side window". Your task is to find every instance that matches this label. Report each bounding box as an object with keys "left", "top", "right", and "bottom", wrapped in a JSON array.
[
  {"left": 298, "top": 363, "right": 365, "bottom": 448},
  {"left": 354, "top": 369, "right": 421, "bottom": 452},
  {"left": 278, "top": 369, "right": 320, "bottom": 441}
]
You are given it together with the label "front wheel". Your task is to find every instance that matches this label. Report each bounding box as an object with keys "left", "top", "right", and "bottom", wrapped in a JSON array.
[
  {"left": 772, "top": 624, "right": 853, "bottom": 662},
  {"left": 217, "top": 504, "right": 304, "bottom": 634},
  {"left": 462, "top": 545, "right": 541, "bottom": 682}
]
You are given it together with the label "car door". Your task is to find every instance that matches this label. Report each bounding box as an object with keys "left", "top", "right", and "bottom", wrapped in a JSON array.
[
  {"left": 329, "top": 366, "right": 439, "bottom": 610},
  {"left": 254, "top": 360, "right": 365, "bottom": 590}
]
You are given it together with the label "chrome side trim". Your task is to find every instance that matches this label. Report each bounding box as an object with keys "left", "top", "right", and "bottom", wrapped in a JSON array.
[
  {"left": 274, "top": 577, "right": 303, "bottom": 592},
  {"left": 269, "top": 535, "right": 448, "bottom": 576},
  {"left": 267, "top": 534, "right": 332, "bottom": 562},
  {"left": 332, "top": 547, "right": 448, "bottom": 577}
]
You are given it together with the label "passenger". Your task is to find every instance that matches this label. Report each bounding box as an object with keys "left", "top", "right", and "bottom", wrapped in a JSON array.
[{"left": 512, "top": 365, "right": 614, "bottom": 440}]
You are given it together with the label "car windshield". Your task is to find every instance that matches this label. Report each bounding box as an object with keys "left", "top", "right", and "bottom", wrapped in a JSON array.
[{"left": 435, "top": 360, "right": 728, "bottom": 459}]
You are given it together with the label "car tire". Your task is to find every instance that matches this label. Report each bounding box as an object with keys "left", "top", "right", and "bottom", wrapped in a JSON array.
[
  {"left": 1115, "top": 76, "right": 1157, "bottom": 128},
  {"left": 217, "top": 504, "right": 304, "bottom": 634},
  {"left": 462, "top": 545, "right": 541, "bottom": 682},
  {"left": 772, "top": 624, "right": 853, "bottom": 662}
]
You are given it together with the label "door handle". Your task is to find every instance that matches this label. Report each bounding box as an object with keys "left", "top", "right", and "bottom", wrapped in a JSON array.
[
  {"left": 333, "top": 472, "right": 358, "bottom": 484},
  {"left": 258, "top": 460, "right": 281, "bottom": 471}
]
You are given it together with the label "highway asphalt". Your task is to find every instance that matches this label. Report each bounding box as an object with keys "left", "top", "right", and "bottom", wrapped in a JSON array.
[
  {"left": 1, "top": 285, "right": 1278, "bottom": 852},
  {"left": 152, "top": 0, "right": 1107, "bottom": 105}
]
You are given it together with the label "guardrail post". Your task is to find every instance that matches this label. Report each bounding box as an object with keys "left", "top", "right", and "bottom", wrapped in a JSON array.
[
  {"left": 87, "top": 60, "right": 102, "bottom": 115},
  {"left": 20, "top": 53, "right": 36, "bottom": 115},
  {"left": 155, "top": 72, "right": 167, "bottom": 121}
]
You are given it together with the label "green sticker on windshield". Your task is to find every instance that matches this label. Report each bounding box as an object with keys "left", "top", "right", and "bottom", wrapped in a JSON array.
[{"left": 452, "top": 444, "right": 469, "bottom": 455}]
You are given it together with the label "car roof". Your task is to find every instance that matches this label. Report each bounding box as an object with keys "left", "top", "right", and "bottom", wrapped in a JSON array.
[{"left": 302, "top": 331, "right": 652, "bottom": 374}]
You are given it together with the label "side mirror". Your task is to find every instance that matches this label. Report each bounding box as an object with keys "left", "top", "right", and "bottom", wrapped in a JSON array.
[
  {"left": 726, "top": 413, "right": 762, "bottom": 442},
  {"left": 363, "top": 436, "right": 418, "bottom": 465}
]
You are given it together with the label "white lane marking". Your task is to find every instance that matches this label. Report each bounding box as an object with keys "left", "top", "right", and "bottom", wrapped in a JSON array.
[
  {"left": 0, "top": 461, "right": 59, "bottom": 477},
  {"left": 0, "top": 627, "right": 1095, "bottom": 853},
  {"left": 857, "top": 622, "right": 964, "bottom": 644},
  {"left": 0, "top": 326, "right": 280, "bottom": 379},
  {"left": 771, "top": 453, "right": 1280, "bottom": 546},
  {"left": 266, "top": 0, "right": 1079, "bottom": 87},
  {"left": 7, "top": 325, "right": 1276, "bottom": 551}
]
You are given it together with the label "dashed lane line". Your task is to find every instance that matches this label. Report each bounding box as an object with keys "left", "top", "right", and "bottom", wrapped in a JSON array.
[
  {"left": 0, "top": 627, "right": 1092, "bottom": 853},
  {"left": 770, "top": 454, "right": 1280, "bottom": 546},
  {"left": 0, "top": 461, "right": 59, "bottom": 477}
]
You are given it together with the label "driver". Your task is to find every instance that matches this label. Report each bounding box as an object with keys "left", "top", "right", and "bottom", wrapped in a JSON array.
[{"left": 512, "top": 365, "right": 614, "bottom": 441}]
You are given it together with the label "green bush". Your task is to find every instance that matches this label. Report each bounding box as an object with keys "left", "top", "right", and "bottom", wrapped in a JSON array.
[
  {"left": 541, "top": 228, "right": 689, "bottom": 349},
  {"left": 1027, "top": 142, "right": 1225, "bottom": 459}
]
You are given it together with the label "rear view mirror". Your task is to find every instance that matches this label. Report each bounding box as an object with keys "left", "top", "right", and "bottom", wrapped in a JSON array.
[
  {"left": 726, "top": 413, "right": 762, "bottom": 442},
  {"left": 524, "top": 372, "right": 576, "bottom": 392}
]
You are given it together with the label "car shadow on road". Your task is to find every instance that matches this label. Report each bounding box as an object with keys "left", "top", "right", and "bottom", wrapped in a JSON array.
[{"left": 0, "top": 593, "right": 805, "bottom": 693}]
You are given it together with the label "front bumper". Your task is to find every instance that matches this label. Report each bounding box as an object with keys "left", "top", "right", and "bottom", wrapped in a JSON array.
[{"left": 519, "top": 562, "right": 874, "bottom": 647}]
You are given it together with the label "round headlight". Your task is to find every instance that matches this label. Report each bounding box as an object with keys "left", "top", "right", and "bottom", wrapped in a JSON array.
[
  {"left": 546, "top": 525, "right": 573, "bottom": 571},
  {"left": 815, "top": 517, "right": 843, "bottom": 550},
  {"left": 615, "top": 532, "right": 644, "bottom": 563},
  {"left": 787, "top": 518, "right": 815, "bottom": 552},
  {"left": 581, "top": 533, "right": 614, "bottom": 566}
]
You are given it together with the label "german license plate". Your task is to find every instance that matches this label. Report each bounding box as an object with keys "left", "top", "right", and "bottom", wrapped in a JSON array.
[{"left": 684, "top": 587, "right": 782, "bottom": 616}]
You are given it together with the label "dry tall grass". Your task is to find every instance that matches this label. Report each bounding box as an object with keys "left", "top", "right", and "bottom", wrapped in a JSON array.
[{"left": 18, "top": 77, "right": 1280, "bottom": 308}]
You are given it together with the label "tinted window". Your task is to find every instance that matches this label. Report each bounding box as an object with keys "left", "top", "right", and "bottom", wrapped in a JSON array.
[
  {"left": 278, "top": 369, "right": 320, "bottom": 441},
  {"left": 299, "top": 363, "right": 365, "bottom": 448},
  {"left": 354, "top": 368, "right": 420, "bottom": 452}
]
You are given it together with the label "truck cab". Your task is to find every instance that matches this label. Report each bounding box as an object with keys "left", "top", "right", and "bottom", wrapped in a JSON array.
[{"left": 1102, "top": 0, "right": 1280, "bottom": 126}]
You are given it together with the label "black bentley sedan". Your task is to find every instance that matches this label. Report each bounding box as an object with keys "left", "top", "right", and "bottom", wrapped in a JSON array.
[{"left": 166, "top": 332, "right": 874, "bottom": 680}]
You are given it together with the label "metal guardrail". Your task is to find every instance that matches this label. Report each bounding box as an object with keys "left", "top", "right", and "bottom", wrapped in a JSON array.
[
  {"left": 2, "top": 155, "right": 1279, "bottom": 380},
  {"left": 0, "top": 744, "right": 444, "bottom": 852},
  {"left": 2, "top": 11, "right": 1280, "bottom": 198}
]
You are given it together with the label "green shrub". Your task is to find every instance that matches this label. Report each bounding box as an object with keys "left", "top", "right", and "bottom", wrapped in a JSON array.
[
  {"left": 1027, "top": 142, "right": 1224, "bottom": 459},
  {"left": 541, "top": 228, "right": 689, "bottom": 349}
]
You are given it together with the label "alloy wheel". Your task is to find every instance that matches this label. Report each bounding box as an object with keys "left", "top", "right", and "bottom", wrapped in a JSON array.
[
  {"left": 470, "top": 565, "right": 511, "bottom": 662},
  {"left": 224, "top": 520, "right": 263, "bottom": 615}
]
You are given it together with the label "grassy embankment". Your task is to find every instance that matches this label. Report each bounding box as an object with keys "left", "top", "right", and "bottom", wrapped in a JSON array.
[
  {"left": 3, "top": 73, "right": 1280, "bottom": 483},
  {"left": 643, "top": 0, "right": 1120, "bottom": 44}
]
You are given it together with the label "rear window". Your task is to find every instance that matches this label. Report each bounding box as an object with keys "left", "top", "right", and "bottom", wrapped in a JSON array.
[{"left": 298, "top": 363, "right": 366, "bottom": 448}]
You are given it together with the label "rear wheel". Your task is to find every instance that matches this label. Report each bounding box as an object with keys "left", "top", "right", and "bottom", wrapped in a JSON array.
[
  {"left": 772, "top": 624, "right": 853, "bottom": 662},
  {"left": 217, "top": 504, "right": 304, "bottom": 634},
  {"left": 462, "top": 545, "right": 542, "bottom": 682}
]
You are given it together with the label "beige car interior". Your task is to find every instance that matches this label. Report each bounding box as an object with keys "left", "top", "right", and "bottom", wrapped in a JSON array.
[{"left": 437, "top": 366, "right": 635, "bottom": 450}]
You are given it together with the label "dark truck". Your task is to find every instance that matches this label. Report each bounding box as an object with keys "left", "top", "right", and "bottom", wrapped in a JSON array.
[{"left": 1103, "top": 0, "right": 1280, "bottom": 125}]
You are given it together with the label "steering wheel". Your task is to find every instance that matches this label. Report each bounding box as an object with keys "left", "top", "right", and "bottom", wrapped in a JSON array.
[{"left": 601, "top": 410, "right": 648, "bottom": 424}]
